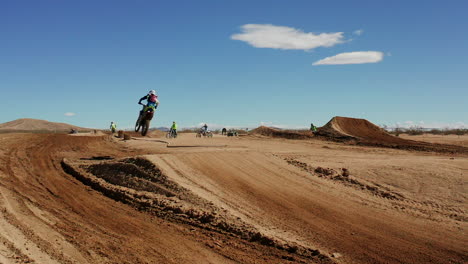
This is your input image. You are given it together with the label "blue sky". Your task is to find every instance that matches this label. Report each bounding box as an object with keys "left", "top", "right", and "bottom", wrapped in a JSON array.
[{"left": 1, "top": 0, "right": 467, "bottom": 129}]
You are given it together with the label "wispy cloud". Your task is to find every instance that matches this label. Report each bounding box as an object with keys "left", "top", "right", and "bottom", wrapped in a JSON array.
[
  {"left": 231, "top": 24, "right": 345, "bottom": 50},
  {"left": 64, "top": 112, "right": 76, "bottom": 117},
  {"left": 353, "top": 29, "right": 364, "bottom": 36},
  {"left": 313, "top": 51, "right": 384, "bottom": 65}
]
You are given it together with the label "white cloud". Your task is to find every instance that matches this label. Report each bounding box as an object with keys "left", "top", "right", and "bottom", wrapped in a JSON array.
[
  {"left": 64, "top": 112, "right": 76, "bottom": 117},
  {"left": 353, "top": 29, "right": 364, "bottom": 36},
  {"left": 313, "top": 51, "right": 384, "bottom": 65},
  {"left": 231, "top": 24, "right": 345, "bottom": 50}
]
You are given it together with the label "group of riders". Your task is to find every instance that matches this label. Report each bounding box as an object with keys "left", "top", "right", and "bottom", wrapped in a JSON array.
[
  {"left": 108, "top": 90, "right": 317, "bottom": 136},
  {"left": 109, "top": 90, "right": 209, "bottom": 137}
]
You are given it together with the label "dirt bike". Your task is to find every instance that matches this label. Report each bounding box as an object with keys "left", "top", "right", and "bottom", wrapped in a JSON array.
[
  {"left": 196, "top": 129, "right": 213, "bottom": 138},
  {"left": 166, "top": 129, "right": 177, "bottom": 138},
  {"left": 134, "top": 104, "right": 155, "bottom": 136}
]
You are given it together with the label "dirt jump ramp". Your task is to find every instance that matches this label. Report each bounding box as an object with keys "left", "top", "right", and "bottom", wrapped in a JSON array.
[{"left": 316, "top": 116, "right": 468, "bottom": 154}]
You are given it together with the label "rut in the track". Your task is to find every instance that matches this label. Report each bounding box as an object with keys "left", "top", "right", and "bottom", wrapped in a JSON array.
[
  {"left": 62, "top": 156, "right": 334, "bottom": 263},
  {"left": 283, "top": 156, "right": 467, "bottom": 223}
]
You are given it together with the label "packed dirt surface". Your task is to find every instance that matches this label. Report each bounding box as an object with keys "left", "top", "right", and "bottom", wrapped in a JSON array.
[
  {"left": 400, "top": 134, "right": 468, "bottom": 147},
  {"left": 0, "top": 132, "right": 467, "bottom": 263},
  {"left": 316, "top": 116, "right": 468, "bottom": 153}
]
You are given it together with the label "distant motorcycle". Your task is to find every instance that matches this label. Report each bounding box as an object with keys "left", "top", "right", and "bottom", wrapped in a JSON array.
[
  {"left": 134, "top": 104, "right": 154, "bottom": 136},
  {"left": 166, "top": 129, "right": 177, "bottom": 139},
  {"left": 196, "top": 129, "right": 213, "bottom": 138}
]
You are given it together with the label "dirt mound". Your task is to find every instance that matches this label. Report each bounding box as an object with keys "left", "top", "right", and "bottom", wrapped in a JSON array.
[
  {"left": 317, "top": 116, "right": 400, "bottom": 142},
  {"left": 0, "top": 118, "right": 92, "bottom": 132},
  {"left": 62, "top": 156, "right": 331, "bottom": 263},
  {"left": 316, "top": 116, "right": 468, "bottom": 153},
  {"left": 250, "top": 126, "right": 313, "bottom": 140}
]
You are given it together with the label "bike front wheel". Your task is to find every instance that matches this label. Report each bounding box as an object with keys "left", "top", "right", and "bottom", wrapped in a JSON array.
[{"left": 135, "top": 116, "right": 142, "bottom": 132}]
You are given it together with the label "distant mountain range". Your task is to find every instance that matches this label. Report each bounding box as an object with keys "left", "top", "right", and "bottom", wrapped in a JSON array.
[
  {"left": 0, "top": 118, "right": 93, "bottom": 132},
  {"left": 153, "top": 127, "right": 170, "bottom": 132}
]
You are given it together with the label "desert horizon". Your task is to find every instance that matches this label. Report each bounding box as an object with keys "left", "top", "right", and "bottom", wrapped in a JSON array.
[{"left": 1, "top": 1, "right": 466, "bottom": 263}]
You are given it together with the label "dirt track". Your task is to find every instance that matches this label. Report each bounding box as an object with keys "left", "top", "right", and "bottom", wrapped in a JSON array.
[{"left": 0, "top": 133, "right": 467, "bottom": 263}]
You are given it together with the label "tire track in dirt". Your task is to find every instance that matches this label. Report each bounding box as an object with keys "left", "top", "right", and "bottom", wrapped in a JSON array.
[
  {"left": 142, "top": 150, "right": 467, "bottom": 264},
  {"left": 0, "top": 133, "right": 333, "bottom": 263},
  {"left": 283, "top": 156, "right": 467, "bottom": 223},
  {"left": 0, "top": 189, "right": 61, "bottom": 264},
  {"left": 62, "top": 156, "right": 333, "bottom": 263}
]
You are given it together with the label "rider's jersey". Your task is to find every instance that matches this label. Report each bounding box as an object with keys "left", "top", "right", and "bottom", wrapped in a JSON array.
[
  {"left": 171, "top": 123, "right": 178, "bottom": 130},
  {"left": 138, "top": 94, "right": 159, "bottom": 108}
]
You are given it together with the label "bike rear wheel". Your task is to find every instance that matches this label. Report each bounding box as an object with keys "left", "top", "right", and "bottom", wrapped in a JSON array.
[{"left": 141, "top": 119, "right": 150, "bottom": 136}]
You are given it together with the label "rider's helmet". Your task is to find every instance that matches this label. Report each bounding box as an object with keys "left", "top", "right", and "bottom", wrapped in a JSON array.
[{"left": 149, "top": 90, "right": 156, "bottom": 95}]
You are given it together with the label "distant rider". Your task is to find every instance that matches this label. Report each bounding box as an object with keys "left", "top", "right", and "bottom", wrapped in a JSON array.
[
  {"left": 170, "top": 121, "right": 178, "bottom": 137},
  {"left": 110, "top": 122, "right": 116, "bottom": 133},
  {"left": 202, "top": 124, "right": 208, "bottom": 135},
  {"left": 310, "top": 123, "right": 317, "bottom": 132},
  {"left": 138, "top": 90, "right": 159, "bottom": 113}
]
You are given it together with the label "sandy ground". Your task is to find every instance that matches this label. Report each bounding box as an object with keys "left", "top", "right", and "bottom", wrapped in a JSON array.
[
  {"left": 400, "top": 134, "right": 468, "bottom": 147},
  {"left": 0, "top": 132, "right": 466, "bottom": 263}
]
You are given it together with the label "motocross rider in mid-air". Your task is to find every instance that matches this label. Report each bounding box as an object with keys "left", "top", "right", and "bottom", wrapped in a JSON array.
[{"left": 138, "top": 90, "right": 159, "bottom": 114}]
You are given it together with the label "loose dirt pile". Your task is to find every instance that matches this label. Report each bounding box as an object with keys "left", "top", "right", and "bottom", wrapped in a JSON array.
[
  {"left": 316, "top": 116, "right": 468, "bottom": 153},
  {"left": 249, "top": 126, "right": 313, "bottom": 139},
  {"left": 62, "top": 156, "right": 332, "bottom": 263}
]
